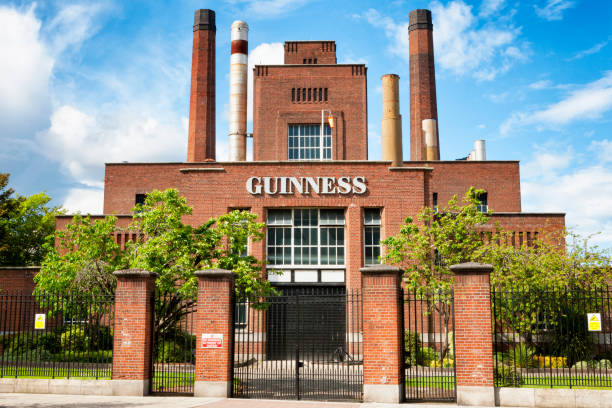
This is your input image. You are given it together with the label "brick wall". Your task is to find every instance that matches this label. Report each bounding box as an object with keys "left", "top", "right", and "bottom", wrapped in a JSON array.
[
  {"left": 0, "top": 267, "right": 38, "bottom": 293},
  {"left": 253, "top": 64, "right": 367, "bottom": 161},
  {"left": 284, "top": 41, "right": 337, "bottom": 64}
]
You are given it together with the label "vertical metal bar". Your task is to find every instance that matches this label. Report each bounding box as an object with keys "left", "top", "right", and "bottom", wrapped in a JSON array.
[{"left": 295, "top": 294, "right": 300, "bottom": 400}]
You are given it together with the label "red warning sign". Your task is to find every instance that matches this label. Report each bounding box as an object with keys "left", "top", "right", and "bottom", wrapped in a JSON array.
[{"left": 201, "top": 333, "right": 223, "bottom": 348}]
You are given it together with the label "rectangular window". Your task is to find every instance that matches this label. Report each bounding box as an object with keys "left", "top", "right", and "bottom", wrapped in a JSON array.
[
  {"left": 433, "top": 192, "right": 438, "bottom": 213},
  {"left": 135, "top": 193, "right": 147, "bottom": 205},
  {"left": 364, "top": 208, "right": 381, "bottom": 265},
  {"left": 288, "top": 124, "right": 332, "bottom": 160},
  {"left": 476, "top": 192, "right": 488, "bottom": 213},
  {"left": 235, "top": 302, "right": 248, "bottom": 327},
  {"left": 267, "top": 209, "right": 345, "bottom": 267}
]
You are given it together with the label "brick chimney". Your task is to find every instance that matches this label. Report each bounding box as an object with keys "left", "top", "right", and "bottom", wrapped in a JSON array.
[
  {"left": 187, "top": 9, "right": 216, "bottom": 162},
  {"left": 409, "top": 9, "right": 439, "bottom": 161}
]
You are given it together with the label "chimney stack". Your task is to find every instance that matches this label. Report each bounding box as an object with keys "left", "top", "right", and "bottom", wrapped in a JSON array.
[
  {"left": 409, "top": 9, "right": 439, "bottom": 161},
  {"left": 423, "top": 119, "right": 439, "bottom": 160},
  {"left": 187, "top": 9, "right": 216, "bottom": 162},
  {"left": 229, "top": 20, "right": 249, "bottom": 161},
  {"left": 381, "top": 74, "right": 403, "bottom": 167}
]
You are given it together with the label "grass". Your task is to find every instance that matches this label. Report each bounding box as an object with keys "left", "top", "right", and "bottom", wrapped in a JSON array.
[
  {"left": 0, "top": 365, "right": 111, "bottom": 380},
  {"left": 406, "top": 376, "right": 455, "bottom": 390},
  {"left": 505, "top": 375, "right": 612, "bottom": 390},
  {"left": 151, "top": 370, "right": 195, "bottom": 392}
]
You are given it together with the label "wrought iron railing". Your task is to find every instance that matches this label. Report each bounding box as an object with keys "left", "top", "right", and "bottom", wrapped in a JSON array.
[
  {"left": 492, "top": 286, "right": 612, "bottom": 388},
  {"left": 0, "top": 291, "right": 114, "bottom": 379}
]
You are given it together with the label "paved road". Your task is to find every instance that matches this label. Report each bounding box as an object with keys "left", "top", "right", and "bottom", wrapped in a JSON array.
[{"left": 0, "top": 394, "right": 513, "bottom": 408}]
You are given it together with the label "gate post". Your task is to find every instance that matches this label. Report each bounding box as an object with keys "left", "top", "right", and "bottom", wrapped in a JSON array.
[
  {"left": 111, "top": 269, "right": 158, "bottom": 396},
  {"left": 194, "top": 268, "right": 235, "bottom": 397},
  {"left": 360, "top": 265, "right": 403, "bottom": 403},
  {"left": 450, "top": 262, "right": 495, "bottom": 406}
]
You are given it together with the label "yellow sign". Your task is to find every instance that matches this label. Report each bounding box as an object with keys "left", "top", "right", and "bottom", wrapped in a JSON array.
[
  {"left": 588, "top": 313, "right": 601, "bottom": 332},
  {"left": 34, "top": 314, "right": 46, "bottom": 330}
]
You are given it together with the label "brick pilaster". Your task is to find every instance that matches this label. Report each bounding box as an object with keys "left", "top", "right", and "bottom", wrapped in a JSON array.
[
  {"left": 360, "top": 265, "right": 403, "bottom": 403},
  {"left": 451, "top": 262, "right": 495, "bottom": 406},
  {"left": 194, "top": 268, "right": 235, "bottom": 397},
  {"left": 112, "top": 269, "right": 157, "bottom": 396}
]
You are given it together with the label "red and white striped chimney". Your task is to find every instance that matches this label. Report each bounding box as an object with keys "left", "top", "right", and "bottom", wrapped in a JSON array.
[
  {"left": 409, "top": 9, "right": 440, "bottom": 161},
  {"left": 187, "top": 9, "right": 216, "bottom": 162},
  {"left": 229, "top": 20, "right": 249, "bottom": 161}
]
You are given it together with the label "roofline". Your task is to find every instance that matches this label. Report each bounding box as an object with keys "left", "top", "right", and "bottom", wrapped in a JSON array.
[
  {"left": 491, "top": 212, "right": 566, "bottom": 217},
  {"left": 105, "top": 160, "right": 520, "bottom": 166},
  {"left": 254, "top": 64, "right": 365, "bottom": 68}
]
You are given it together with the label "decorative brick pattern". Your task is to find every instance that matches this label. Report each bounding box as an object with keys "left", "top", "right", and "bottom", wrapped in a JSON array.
[
  {"left": 194, "top": 269, "right": 234, "bottom": 397},
  {"left": 360, "top": 265, "right": 403, "bottom": 403},
  {"left": 111, "top": 269, "right": 157, "bottom": 383}
]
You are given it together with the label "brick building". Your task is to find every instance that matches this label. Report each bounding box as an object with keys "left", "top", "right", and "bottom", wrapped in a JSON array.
[{"left": 57, "top": 8, "right": 564, "bottom": 295}]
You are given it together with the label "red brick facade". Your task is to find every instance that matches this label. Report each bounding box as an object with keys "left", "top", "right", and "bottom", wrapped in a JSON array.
[
  {"left": 194, "top": 269, "right": 235, "bottom": 397},
  {"left": 253, "top": 62, "right": 367, "bottom": 161},
  {"left": 0, "top": 267, "right": 38, "bottom": 294},
  {"left": 112, "top": 269, "right": 157, "bottom": 394}
]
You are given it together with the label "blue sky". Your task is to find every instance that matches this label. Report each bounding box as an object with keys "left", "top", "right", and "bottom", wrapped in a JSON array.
[{"left": 1, "top": 0, "right": 611, "bottom": 248}]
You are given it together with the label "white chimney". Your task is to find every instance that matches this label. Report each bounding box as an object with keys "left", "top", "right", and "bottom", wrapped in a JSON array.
[{"left": 229, "top": 20, "right": 249, "bottom": 161}]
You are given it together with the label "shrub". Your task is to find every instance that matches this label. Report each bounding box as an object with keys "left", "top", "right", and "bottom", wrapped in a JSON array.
[
  {"left": 510, "top": 344, "right": 535, "bottom": 368},
  {"left": 533, "top": 355, "right": 567, "bottom": 368},
  {"left": 60, "top": 326, "right": 90, "bottom": 351},
  {"left": 599, "top": 359, "right": 612, "bottom": 369},
  {"left": 430, "top": 357, "right": 454, "bottom": 368},
  {"left": 404, "top": 330, "right": 421, "bottom": 367},
  {"left": 495, "top": 365, "right": 523, "bottom": 387},
  {"left": 446, "top": 331, "right": 454, "bottom": 359},
  {"left": 418, "top": 346, "right": 439, "bottom": 366},
  {"left": 155, "top": 334, "right": 195, "bottom": 363}
]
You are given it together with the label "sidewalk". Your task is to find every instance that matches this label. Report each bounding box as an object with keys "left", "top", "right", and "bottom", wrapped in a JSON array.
[{"left": 0, "top": 394, "right": 492, "bottom": 408}]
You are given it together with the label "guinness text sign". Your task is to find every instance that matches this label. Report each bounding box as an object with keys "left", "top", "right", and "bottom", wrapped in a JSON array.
[{"left": 246, "top": 176, "right": 367, "bottom": 195}]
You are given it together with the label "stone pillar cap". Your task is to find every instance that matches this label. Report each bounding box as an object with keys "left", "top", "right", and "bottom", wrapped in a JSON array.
[
  {"left": 195, "top": 268, "right": 234, "bottom": 278},
  {"left": 449, "top": 262, "right": 493, "bottom": 273},
  {"left": 360, "top": 265, "right": 403, "bottom": 274},
  {"left": 113, "top": 269, "right": 159, "bottom": 278}
]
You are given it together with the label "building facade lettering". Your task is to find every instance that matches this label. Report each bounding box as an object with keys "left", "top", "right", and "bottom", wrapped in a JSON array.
[{"left": 246, "top": 176, "right": 367, "bottom": 195}]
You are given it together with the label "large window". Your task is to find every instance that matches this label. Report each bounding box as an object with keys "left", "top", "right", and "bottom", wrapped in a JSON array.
[
  {"left": 288, "top": 124, "right": 332, "bottom": 160},
  {"left": 476, "top": 192, "right": 488, "bottom": 213},
  {"left": 364, "top": 208, "right": 381, "bottom": 265},
  {"left": 267, "top": 209, "right": 345, "bottom": 266}
]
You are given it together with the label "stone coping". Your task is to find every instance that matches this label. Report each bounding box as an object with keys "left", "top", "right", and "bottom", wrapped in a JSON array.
[
  {"left": 449, "top": 262, "right": 493, "bottom": 274},
  {"left": 195, "top": 268, "right": 234, "bottom": 278},
  {"left": 113, "top": 269, "right": 159, "bottom": 278},
  {"left": 359, "top": 265, "right": 403, "bottom": 274}
]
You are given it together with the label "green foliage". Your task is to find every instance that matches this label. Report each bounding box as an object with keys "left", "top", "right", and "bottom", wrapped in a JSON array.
[
  {"left": 418, "top": 347, "right": 439, "bottom": 366},
  {"left": 511, "top": 344, "right": 536, "bottom": 368},
  {"left": 60, "top": 326, "right": 90, "bottom": 351},
  {"left": 384, "top": 187, "right": 489, "bottom": 294},
  {"left": 0, "top": 173, "right": 61, "bottom": 267},
  {"left": 404, "top": 330, "right": 421, "bottom": 367},
  {"left": 495, "top": 365, "right": 524, "bottom": 387}
]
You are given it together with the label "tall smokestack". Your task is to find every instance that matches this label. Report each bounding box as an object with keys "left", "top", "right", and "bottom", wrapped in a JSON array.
[
  {"left": 229, "top": 20, "right": 249, "bottom": 161},
  {"left": 409, "top": 9, "right": 439, "bottom": 161},
  {"left": 187, "top": 9, "right": 216, "bottom": 162},
  {"left": 381, "top": 74, "right": 403, "bottom": 167}
]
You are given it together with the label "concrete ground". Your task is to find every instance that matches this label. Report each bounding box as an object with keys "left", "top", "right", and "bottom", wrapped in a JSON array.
[{"left": 0, "top": 394, "right": 498, "bottom": 408}]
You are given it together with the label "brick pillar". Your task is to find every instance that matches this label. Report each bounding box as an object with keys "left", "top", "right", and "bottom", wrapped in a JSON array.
[
  {"left": 451, "top": 262, "right": 495, "bottom": 406},
  {"left": 194, "top": 269, "right": 235, "bottom": 397},
  {"left": 111, "top": 269, "right": 157, "bottom": 396},
  {"left": 360, "top": 265, "right": 404, "bottom": 403}
]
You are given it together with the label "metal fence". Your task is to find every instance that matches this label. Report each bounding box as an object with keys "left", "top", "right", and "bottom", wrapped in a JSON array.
[
  {"left": 150, "top": 292, "right": 196, "bottom": 395},
  {"left": 0, "top": 291, "right": 114, "bottom": 379},
  {"left": 402, "top": 288, "right": 456, "bottom": 401},
  {"left": 492, "top": 286, "right": 612, "bottom": 388},
  {"left": 233, "top": 288, "right": 363, "bottom": 401}
]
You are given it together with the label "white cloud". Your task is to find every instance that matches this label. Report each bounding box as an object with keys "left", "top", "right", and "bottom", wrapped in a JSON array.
[
  {"left": 247, "top": 42, "right": 284, "bottom": 122},
  {"left": 521, "top": 144, "right": 612, "bottom": 247},
  {"left": 534, "top": 0, "right": 575, "bottom": 21},
  {"left": 62, "top": 188, "right": 104, "bottom": 214},
  {"left": 566, "top": 40, "right": 608, "bottom": 61},
  {"left": 479, "top": 0, "right": 506, "bottom": 17},
  {"left": 0, "top": 5, "right": 53, "bottom": 138},
  {"left": 37, "top": 105, "right": 186, "bottom": 187},
  {"left": 589, "top": 139, "right": 612, "bottom": 164},
  {"left": 528, "top": 79, "right": 553, "bottom": 90},
  {"left": 358, "top": 1, "right": 527, "bottom": 81},
  {"left": 225, "top": 0, "right": 311, "bottom": 18},
  {"left": 501, "top": 72, "right": 612, "bottom": 136}
]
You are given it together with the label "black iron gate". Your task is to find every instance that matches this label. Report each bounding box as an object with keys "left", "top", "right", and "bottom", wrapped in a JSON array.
[
  {"left": 402, "top": 288, "right": 456, "bottom": 402},
  {"left": 150, "top": 292, "right": 196, "bottom": 395},
  {"left": 233, "top": 287, "right": 363, "bottom": 401}
]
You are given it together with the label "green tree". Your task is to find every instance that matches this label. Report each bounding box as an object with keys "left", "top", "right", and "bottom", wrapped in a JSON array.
[
  {"left": 36, "top": 188, "right": 275, "bottom": 338},
  {"left": 383, "top": 187, "right": 489, "bottom": 359},
  {"left": 0, "top": 173, "right": 60, "bottom": 266}
]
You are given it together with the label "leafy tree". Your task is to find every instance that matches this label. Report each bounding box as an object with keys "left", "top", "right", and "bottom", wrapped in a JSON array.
[
  {"left": 36, "top": 189, "right": 275, "bottom": 338},
  {"left": 0, "top": 173, "right": 60, "bottom": 266},
  {"left": 383, "top": 187, "right": 489, "bottom": 359}
]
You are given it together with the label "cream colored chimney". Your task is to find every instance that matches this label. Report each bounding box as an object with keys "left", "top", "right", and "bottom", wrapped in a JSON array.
[
  {"left": 423, "top": 119, "right": 439, "bottom": 161},
  {"left": 381, "top": 74, "right": 403, "bottom": 167}
]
